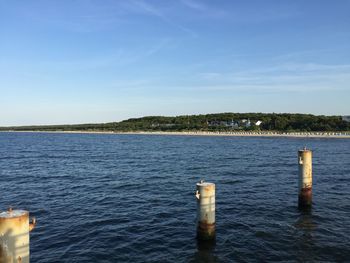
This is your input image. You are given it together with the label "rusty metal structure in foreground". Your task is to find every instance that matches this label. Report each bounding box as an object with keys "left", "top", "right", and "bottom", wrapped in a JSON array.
[
  {"left": 0, "top": 208, "right": 36, "bottom": 263},
  {"left": 196, "top": 181, "right": 215, "bottom": 240},
  {"left": 298, "top": 148, "right": 313, "bottom": 208}
]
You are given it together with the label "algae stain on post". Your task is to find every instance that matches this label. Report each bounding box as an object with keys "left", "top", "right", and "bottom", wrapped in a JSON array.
[
  {"left": 196, "top": 181, "right": 215, "bottom": 240},
  {"left": 298, "top": 148, "right": 313, "bottom": 208}
]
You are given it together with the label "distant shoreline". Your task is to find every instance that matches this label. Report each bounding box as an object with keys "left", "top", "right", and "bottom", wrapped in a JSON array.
[{"left": 1, "top": 130, "right": 350, "bottom": 138}]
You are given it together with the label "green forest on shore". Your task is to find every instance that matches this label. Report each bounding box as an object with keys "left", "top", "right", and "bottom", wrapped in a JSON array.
[{"left": 1, "top": 113, "right": 349, "bottom": 132}]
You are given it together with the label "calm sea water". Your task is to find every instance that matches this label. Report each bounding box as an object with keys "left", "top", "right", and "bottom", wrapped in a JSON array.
[{"left": 0, "top": 132, "right": 349, "bottom": 262}]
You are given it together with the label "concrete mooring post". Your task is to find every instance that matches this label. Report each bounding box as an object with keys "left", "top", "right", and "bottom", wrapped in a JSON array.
[
  {"left": 298, "top": 148, "right": 313, "bottom": 208},
  {"left": 0, "top": 208, "right": 36, "bottom": 263},
  {"left": 196, "top": 180, "right": 215, "bottom": 240}
]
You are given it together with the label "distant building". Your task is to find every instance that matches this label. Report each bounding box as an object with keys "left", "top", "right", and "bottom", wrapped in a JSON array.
[
  {"left": 229, "top": 120, "right": 239, "bottom": 129},
  {"left": 241, "top": 119, "right": 251, "bottom": 128},
  {"left": 207, "top": 120, "right": 239, "bottom": 129},
  {"left": 342, "top": 116, "right": 350, "bottom": 122},
  {"left": 255, "top": 120, "right": 262, "bottom": 126},
  {"left": 207, "top": 121, "right": 220, "bottom": 126}
]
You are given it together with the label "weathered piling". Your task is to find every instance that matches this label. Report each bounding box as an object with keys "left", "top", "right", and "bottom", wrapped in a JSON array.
[
  {"left": 298, "top": 148, "right": 313, "bottom": 208},
  {"left": 0, "top": 208, "right": 36, "bottom": 263},
  {"left": 196, "top": 181, "right": 215, "bottom": 240}
]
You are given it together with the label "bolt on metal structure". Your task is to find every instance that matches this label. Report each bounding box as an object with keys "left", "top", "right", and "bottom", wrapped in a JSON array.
[
  {"left": 0, "top": 208, "right": 36, "bottom": 263},
  {"left": 195, "top": 180, "right": 215, "bottom": 240},
  {"left": 298, "top": 148, "right": 313, "bottom": 208}
]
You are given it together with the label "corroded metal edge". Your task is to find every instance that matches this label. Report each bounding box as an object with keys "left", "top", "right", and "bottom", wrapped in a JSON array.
[{"left": 0, "top": 212, "right": 29, "bottom": 225}]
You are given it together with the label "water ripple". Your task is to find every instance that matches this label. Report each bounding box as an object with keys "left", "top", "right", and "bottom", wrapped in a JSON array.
[{"left": 0, "top": 133, "right": 349, "bottom": 262}]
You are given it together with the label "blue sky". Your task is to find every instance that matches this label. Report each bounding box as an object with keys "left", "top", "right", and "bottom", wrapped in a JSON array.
[{"left": 1, "top": 0, "right": 349, "bottom": 125}]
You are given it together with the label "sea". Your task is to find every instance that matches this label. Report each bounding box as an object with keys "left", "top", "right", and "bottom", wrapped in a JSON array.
[{"left": 0, "top": 132, "right": 349, "bottom": 262}]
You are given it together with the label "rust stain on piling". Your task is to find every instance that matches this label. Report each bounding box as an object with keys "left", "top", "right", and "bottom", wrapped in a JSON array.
[
  {"left": 299, "top": 187, "right": 312, "bottom": 207},
  {"left": 197, "top": 221, "right": 216, "bottom": 240},
  {"left": 204, "top": 184, "right": 215, "bottom": 192},
  {"left": 198, "top": 221, "right": 215, "bottom": 229},
  {"left": 0, "top": 212, "right": 29, "bottom": 229}
]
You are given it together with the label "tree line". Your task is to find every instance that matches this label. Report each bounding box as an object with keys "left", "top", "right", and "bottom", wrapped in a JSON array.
[{"left": 1, "top": 113, "right": 349, "bottom": 132}]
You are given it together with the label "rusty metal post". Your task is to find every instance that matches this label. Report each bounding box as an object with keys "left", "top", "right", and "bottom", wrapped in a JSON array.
[
  {"left": 196, "top": 181, "right": 215, "bottom": 240},
  {"left": 0, "top": 208, "right": 36, "bottom": 263},
  {"left": 298, "top": 148, "right": 312, "bottom": 208}
]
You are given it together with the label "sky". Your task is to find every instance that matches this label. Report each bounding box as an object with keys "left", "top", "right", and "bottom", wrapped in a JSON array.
[{"left": 0, "top": 0, "right": 349, "bottom": 126}]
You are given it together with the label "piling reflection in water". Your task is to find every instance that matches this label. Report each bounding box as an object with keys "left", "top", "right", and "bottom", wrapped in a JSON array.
[
  {"left": 295, "top": 210, "right": 316, "bottom": 233},
  {"left": 197, "top": 237, "right": 216, "bottom": 252},
  {"left": 294, "top": 209, "right": 316, "bottom": 262},
  {"left": 189, "top": 238, "right": 218, "bottom": 263}
]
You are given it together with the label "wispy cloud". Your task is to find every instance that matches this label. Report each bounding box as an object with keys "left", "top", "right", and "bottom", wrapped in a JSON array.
[
  {"left": 13, "top": 0, "right": 195, "bottom": 34},
  {"left": 95, "top": 61, "right": 350, "bottom": 94},
  {"left": 180, "top": 0, "right": 226, "bottom": 18},
  {"left": 271, "top": 49, "right": 334, "bottom": 62},
  {"left": 143, "top": 38, "right": 172, "bottom": 57},
  {"left": 0, "top": 38, "right": 172, "bottom": 73},
  {"left": 130, "top": 0, "right": 197, "bottom": 37},
  {"left": 14, "top": 1, "right": 130, "bottom": 33},
  {"left": 195, "top": 62, "right": 350, "bottom": 93},
  {"left": 180, "top": 0, "right": 206, "bottom": 11}
]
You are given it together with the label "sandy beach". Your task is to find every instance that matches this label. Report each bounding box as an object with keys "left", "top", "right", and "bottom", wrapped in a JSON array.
[{"left": 2, "top": 130, "right": 350, "bottom": 138}]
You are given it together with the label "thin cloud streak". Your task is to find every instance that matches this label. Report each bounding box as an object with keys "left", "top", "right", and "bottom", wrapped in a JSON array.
[
  {"left": 180, "top": 0, "right": 206, "bottom": 11},
  {"left": 130, "top": 0, "right": 197, "bottom": 37},
  {"left": 180, "top": 0, "right": 227, "bottom": 19},
  {"left": 101, "top": 61, "right": 350, "bottom": 94},
  {"left": 14, "top": 1, "right": 130, "bottom": 33},
  {"left": 195, "top": 62, "right": 350, "bottom": 92},
  {"left": 0, "top": 38, "right": 173, "bottom": 73}
]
